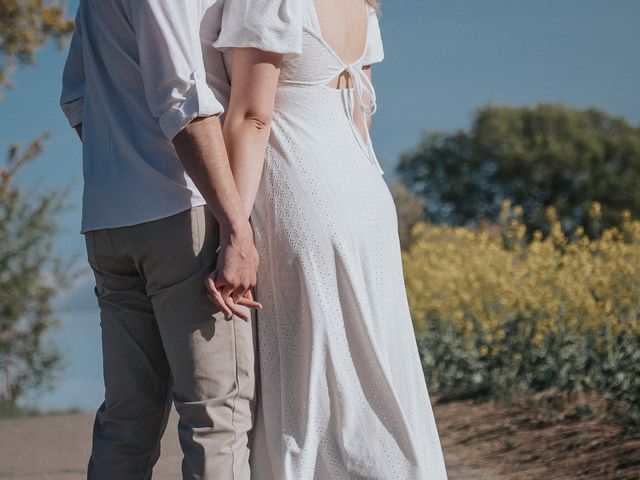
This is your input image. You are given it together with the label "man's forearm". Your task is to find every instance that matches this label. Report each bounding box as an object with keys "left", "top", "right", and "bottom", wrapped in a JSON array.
[
  {"left": 174, "top": 115, "right": 260, "bottom": 320},
  {"left": 172, "top": 115, "right": 249, "bottom": 236}
]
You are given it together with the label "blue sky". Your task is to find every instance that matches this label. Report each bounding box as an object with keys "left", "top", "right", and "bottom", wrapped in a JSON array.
[{"left": 2, "top": 0, "right": 639, "bottom": 410}]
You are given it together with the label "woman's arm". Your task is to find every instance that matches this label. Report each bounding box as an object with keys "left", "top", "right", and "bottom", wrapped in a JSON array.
[{"left": 224, "top": 48, "right": 283, "bottom": 218}]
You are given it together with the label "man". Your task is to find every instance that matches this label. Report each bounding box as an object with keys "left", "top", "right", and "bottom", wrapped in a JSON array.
[{"left": 60, "top": 1, "right": 259, "bottom": 478}]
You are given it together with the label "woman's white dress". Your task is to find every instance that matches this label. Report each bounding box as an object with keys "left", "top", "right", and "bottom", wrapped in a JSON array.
[{"left": 215, "top": 1, "right": 448, "bottom": 478}]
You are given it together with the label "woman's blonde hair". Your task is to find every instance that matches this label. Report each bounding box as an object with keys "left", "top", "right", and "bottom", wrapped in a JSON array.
[{"left": 365, "top": 0, "right": 379, "bottom": 10}]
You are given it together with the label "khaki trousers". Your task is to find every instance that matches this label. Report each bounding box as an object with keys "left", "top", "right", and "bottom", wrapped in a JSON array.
[{"left": 84, "top": 206, "right": 255, "bottom": 480}]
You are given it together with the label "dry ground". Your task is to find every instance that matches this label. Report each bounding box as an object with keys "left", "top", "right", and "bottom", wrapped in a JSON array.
[
  {"left": 1, "top": 399, "right": 638, "bottom": 479},
  {"left": 436, "top": 398, "right": 640, "bottom": 480}
]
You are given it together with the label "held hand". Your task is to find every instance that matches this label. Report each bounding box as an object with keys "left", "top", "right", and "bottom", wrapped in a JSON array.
[
  {"left": 204, "top": 222, "right": 262, "bottom": 321},
  {"left": 205, "top": 278, "right": 261, "bottom": 321}
]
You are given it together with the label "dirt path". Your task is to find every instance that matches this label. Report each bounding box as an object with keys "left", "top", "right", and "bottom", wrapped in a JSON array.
[
  {"left": 0, "top": 408, "right": 493, "bottom": 480},
  {"left": 434, "top": 398, "right": 640, "bottom": 480},
  {"left": 6, "top": 399, "right": 637, "bottom": 480},
  {"left": 0, "top": 412, "right": 182, "bottom": 480}
]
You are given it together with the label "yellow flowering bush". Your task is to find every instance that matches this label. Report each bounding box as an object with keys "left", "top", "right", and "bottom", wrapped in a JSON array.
[{"left": 403, "top": 202, "right": 640, "bottom": 421}]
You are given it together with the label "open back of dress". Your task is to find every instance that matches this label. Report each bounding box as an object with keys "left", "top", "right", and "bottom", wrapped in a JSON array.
[{"left": 278, "top": 0, "right": 384, "bottom": 173}]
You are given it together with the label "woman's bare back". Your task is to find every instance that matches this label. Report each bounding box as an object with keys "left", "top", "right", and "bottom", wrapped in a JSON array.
[{"left": 314, "top": 0, "right": 369, "bottom": 88}]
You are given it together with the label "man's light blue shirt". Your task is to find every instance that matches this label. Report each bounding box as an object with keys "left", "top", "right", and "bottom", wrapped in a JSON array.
[{"left": 61, "top": 0, "right": 231, "bottom": 233}]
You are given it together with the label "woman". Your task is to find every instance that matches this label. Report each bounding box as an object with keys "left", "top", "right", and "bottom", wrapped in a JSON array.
[{"left": 214, "top": 0, "right": 448, "bottom": 478}]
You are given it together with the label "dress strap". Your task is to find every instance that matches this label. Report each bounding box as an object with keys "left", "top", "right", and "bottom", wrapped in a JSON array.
[{"left": 345, "top": 64, "right": 384, "bottom": 175}]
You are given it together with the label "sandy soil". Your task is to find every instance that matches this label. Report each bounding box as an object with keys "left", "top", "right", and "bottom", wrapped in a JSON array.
[
  {"left": 0, "top": 411, "right": 182, "bottom": 480},
  {"left": 435, "top": 397, "right": 640, "bottom": 480},
  {"left": 3, "top": 399, "right": 637, "bottom": 480},
  {"left": 0, "top": 407, "right": 495, "bottom": 480}
]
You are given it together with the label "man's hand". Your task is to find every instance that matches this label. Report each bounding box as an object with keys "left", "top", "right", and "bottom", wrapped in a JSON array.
[
  {"left": 172, "top": 115, "right": 262, "bottom": 321},
  {"left": 205, "top": 221, "right": 262, "bottom": 321}
]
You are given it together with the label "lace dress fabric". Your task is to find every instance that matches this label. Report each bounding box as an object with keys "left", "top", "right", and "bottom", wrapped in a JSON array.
[{"left": 217, "top": 1, "right": 448, "bottom": 478}]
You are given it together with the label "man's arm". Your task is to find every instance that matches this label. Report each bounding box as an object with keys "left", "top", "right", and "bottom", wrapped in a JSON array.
[
  {"left": 173, "top": 116, "right": 261, "bottom": 320},
  {"left": 128, "top": 0, "right": 260, "bottom": 318},
  {"left": 127, "top": 0, "right": 223, "bottom": 139},
  {"left": 60, "top": 6, "right": 85, "bottom": 131}
]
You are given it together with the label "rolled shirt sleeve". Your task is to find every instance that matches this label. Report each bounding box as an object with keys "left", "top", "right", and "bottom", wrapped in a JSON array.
[
  {"left": 127, "top": 0, "right": 224, "bottom": 140},
  {"left": 60, "top": 6, "right": 85, "bottom": 128}
]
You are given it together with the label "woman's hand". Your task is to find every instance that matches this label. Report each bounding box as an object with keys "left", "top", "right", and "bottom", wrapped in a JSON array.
[
  {"left": 205, "top": 221, "right": 262, "bottom": 321},
  {"left": 205, "top": 47, "right": 282, "bottom": 320}
]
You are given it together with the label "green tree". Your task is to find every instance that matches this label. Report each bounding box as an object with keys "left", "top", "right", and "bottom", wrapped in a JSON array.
[
  {"left": 0, "top": 0, "right": 73, "bottom": 409},
  {"left": 0, "top": 138, "right": 70, "bottom": 406},
  {"left": 0, "top": 0, "right": 73, "bottom": 89},
  {"left": 397, "top": 104, "right": 640, "bottom": 233},
  {"left": 391, "top": 183, "right": 425, "bottom": 250}
]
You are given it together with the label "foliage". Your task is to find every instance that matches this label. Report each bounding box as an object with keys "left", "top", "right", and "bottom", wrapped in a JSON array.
[
  {"left": 0, "top": 137, "right": 72, "bottom": 406},
  {"left": 0, "top": 0, "right": 73, "bottom": 89},
  {"left": 0, "top": 0, "right": 73, "bottom": 409},
  {"left": 397, "top": 104, "right": 640, "bottom": 234},
  {"left": 0, "top": 401, "right": 80, "bottom": 419},
  {"left": 391, "top": 183, "right": 425, "bottom": 249},
  {"left": 402, "top": 202, "right": 640, "bottom": 426}
]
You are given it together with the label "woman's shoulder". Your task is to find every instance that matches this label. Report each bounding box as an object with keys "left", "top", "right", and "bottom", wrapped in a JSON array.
[
  {"left": 214, "top": 0, "right": 307, "bottom": 55},
  {"left": 362, "top": 4, "right": 384, "bottom": 66}
]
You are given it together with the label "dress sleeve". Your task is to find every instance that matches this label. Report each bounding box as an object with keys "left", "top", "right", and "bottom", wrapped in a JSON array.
[
  {"left": 213, "top": 0, "right": 303, "bottom": 56},
  {"left": 362, "top": 6, "right": 384, "bottom": 66}
]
